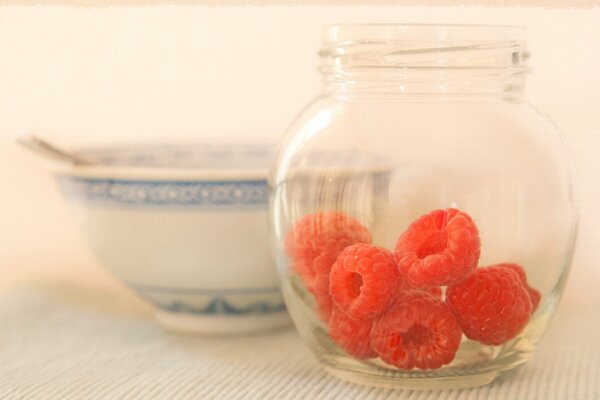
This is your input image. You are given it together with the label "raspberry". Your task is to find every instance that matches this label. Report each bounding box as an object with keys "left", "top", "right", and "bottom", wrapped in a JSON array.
[
  {"left": 394, "top": 208, "right": 481, "bottom": 287},
  {"left": 330, "top": 244, "right": 401, "bottom": 319},
  {"left": 398, "top": 277, "right": 443, "bottom": 299},
  {"left": 329, "top": 308, "right": 376, "bottom": 359},
  {"left": 446, "top": 265, "right": 533, "bottom": 345},
  {"left": 314, "top": 291, "right": 334, "bottom": 322},
  {"left": 501, "top": 263, "right": 541, "bottom": 312},
  {"left": 285, "top": 212, "right": 372, "bottom": 295},
  {"left": 370, "top": 291, "right": 462, "bottom": 370},
  {"left": 423, "top": 286, "right": 442, "bottom": 299}
]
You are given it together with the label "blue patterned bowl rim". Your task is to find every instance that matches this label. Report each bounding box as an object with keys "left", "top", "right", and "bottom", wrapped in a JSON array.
[{"left": 48, "top": 142, "right": 274, "bottom": 181}]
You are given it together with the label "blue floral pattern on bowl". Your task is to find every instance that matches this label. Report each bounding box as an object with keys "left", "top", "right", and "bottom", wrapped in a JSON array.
[
  {"left": 58, "top": 177, "right": 269, "bottom": 207},
  {"left": 130, "top": 284, "right": 286, "bottom": 315}
]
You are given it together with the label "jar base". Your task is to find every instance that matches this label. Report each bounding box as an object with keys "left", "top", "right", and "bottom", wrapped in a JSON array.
[
  {"left": 324, "top": 366, "right": 502, "bottom": 390},
  {"left": 318, "top": 349, "right": 532, "bottom": 390}
]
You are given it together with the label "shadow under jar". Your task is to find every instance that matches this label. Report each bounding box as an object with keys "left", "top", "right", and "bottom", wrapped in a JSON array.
[{"left": 269, "top": 24, "right": 577, "bottom": 389}]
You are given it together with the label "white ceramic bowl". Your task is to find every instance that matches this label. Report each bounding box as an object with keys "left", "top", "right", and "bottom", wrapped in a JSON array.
[{"left": 51, "top": 143, "right": 290, "bottom": 335}]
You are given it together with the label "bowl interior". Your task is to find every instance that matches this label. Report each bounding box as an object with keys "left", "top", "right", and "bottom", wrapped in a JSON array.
[{"left": 76, "top": 142, "right": 275, "bottom": 171}]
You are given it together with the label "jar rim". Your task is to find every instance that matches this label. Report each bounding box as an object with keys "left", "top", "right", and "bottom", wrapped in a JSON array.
[
  {"left": 322, "top": 23, "right": 526, "bottom": 47},
  {"left": 319, "top": 23, "right": 528, "bottom": 96},
  {"left": 323, "top": 23, "right": 526, "bottom": 28}
]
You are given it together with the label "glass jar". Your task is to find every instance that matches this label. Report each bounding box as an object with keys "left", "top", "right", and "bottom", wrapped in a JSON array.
[{"left": 270, "top": 24, "right": 577, "bottom": 389}]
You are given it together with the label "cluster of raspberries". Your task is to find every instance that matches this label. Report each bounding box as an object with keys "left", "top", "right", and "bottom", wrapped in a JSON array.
[{"left": 285, "top": 209, "right": 540, "bottom": 370}]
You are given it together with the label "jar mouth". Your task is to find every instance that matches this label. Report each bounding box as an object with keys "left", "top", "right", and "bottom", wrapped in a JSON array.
[
  {"left": 322, "top": 23, "right": 526, "bottom": 46},
  {"left": 319, "top": 23, "right": 528, "bottom": 95},
  {"left": 320, "top": 23, "right": 528, "bottom": 71}
]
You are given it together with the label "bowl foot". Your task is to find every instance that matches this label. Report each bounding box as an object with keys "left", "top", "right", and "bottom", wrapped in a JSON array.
[{"left": 156, "top": 311, "right": 292, "bottom": 335}]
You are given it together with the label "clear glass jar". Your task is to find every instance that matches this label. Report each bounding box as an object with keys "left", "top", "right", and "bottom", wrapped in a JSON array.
[{"left": 270, "top": 24, "right": 578, "bottom": 389}]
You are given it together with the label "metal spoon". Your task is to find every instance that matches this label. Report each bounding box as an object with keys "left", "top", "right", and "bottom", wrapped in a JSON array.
[{"left": 16, "top": 135, "right": 94, "bottom": 166}]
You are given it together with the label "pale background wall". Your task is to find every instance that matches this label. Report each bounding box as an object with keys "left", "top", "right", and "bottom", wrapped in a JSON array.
[{"left": 0, "top": 6, "right": 598, "bottom": 304}]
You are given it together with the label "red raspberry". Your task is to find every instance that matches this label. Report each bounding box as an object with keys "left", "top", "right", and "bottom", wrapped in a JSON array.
[
  {"left": 398, "top": 276, "right": 443, "bottom": 299},
  {"left": 424, "top": 286, "right": 442, "bottom": 299},
  {"left": 394, "top": 208, "right": 481, "bottom": 287},
  {"left": 329, "top": 308, "right": 376, "bottom": 359},
  {"left": 446, "top": 265, "right": 533, "bottom": 345},
  {"left": 314, "top": 291, "right": 334, "bottom": 322},
  {"left": 370, "top": 291, "right": 462, "bottom": 370},
  {"left": 330, "top": 244, "right": 401, "bottom": 319},
  {"left": 285, "top": 212, "right": 372, "bottom": 295},
  {"left": 501, "top": 263, "right": 541, "bottom": 312}
]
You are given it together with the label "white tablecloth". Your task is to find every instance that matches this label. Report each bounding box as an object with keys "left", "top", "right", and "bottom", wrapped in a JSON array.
[{"left": 0, "top": 282, "right": 598, "bottom": 400}]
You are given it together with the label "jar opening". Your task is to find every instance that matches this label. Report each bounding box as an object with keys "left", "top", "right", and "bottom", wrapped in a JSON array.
[{"left": 320, "top": 24, "right": 528, "bottom": 96}]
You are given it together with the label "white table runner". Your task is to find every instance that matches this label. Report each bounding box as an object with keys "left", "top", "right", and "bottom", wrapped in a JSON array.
[{"left": 0, "top": 282, "right": 598, "bottom": 400}]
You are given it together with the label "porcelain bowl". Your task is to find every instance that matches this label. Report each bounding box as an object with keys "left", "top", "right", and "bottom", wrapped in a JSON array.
[{"left": 51, "top": 142, "right": 290, "bottom": 335}]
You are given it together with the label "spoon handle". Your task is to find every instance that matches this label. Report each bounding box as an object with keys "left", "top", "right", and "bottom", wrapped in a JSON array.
[{"left": 17, "top": 135, "right": 93, "bottom": 166}]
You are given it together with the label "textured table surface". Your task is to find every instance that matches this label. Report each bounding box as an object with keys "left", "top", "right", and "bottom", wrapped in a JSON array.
[{"left": 0, "top": 282, "right": 598, "bottom": 400}]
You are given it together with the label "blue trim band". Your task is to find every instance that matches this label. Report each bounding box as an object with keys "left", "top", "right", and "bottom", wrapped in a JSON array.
[
  {"left": 58, "top": 176, "right": 269, "bottom": 207},
  {"left": 129, "top": 284, "right": 281, "bottom": 295},
  {"left": 154, "top": 299, "right": 287, "bottom": 316},
  {"left": 129, "top": 283, "right": 286, "bottom": 315}
]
